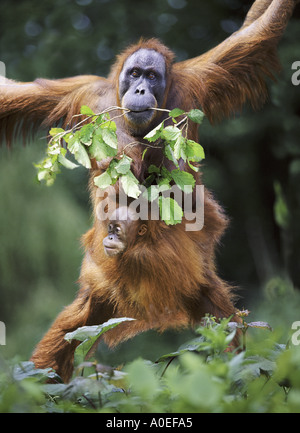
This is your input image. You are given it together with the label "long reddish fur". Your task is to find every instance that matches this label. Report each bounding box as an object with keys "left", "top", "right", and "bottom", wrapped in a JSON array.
[{"left": 0, "top": 0, "right": 297, "bottom": 382}]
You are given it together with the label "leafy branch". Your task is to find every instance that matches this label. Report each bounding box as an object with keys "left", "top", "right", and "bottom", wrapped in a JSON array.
[
  {"left": 35, "top": 105, "right": 205, "bottom": 225},
  {"left": 35, "top": 105, "right": 129, "bottom": 185}
]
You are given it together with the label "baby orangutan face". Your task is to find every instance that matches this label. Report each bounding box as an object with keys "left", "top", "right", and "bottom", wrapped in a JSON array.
[{"left": 103, "top": 207, "right": 147, "bottom": 257}]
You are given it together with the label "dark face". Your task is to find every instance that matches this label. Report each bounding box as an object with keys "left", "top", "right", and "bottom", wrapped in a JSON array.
[
  {"left": 119, "top": 49, "right": 167, "bottom": 134},
  {"left": 103, "top": 207, "right": 148, "bottom": 257},
  {"left": 103, "top": 220, "right": 128, "bottom": 257}
]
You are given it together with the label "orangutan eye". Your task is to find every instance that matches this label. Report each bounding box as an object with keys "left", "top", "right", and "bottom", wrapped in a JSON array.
[
  {"left": 131, "top": 69, "right": 140, "bottom": 78},
  {"left": 148, "top": 71, "right": 156, "bottom": 80}
]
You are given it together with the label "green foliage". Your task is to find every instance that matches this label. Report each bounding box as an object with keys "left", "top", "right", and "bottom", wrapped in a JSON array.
[
  {"left": 35, "top": 106, "right": 205, "bottom": 225},
  {"left": 65, "top": 318, "right": 135, "bottom": 367},
  {"left": 1, "top": 313, "right": 300, "bottom": 413}
]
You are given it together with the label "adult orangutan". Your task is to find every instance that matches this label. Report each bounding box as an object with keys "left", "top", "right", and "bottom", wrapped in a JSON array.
[{"left": 0, "top": 0, "right": 297, "bottom": 382}]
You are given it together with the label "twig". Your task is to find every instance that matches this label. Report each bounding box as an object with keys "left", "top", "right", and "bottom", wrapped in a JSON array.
[{"left": 160, "top": 356, "right": 176, "bottom": 378}]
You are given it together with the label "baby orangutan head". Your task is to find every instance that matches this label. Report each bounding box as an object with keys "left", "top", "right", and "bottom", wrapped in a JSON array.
[{"left": 103, "top": 207, "right": 148, "bottom": 257}]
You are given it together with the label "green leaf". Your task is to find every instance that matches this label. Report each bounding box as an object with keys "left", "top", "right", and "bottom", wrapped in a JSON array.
[
  {"left": 169, "top": 108, "right": 185, "bottom": 118},
  {"left": 58, "top": 154, "right": 79, "bottom": 170},
  {"left": 162, "top": 125, "right": 181, "bottom": 143},
  {"left": 114, "top": 155, "right": 132, "bottom": 175},
  {"left": 164, "top": 144, "right": 180, "bottom": 167},
  {"left": 102, "top": 128, "right": 118, "bottom": 149},
  {"left": 148, "top": 164, "right": 161, "bottom": 174},
  {"left": 65, "top": 318, "right": 135, "bottom": 343},
  {"left": 144, "top": 121, "right": 164, "bottom": 142},
  {"left": 89, "top": 134, "right": 117, "bottom": 161},
  {"left": 63, "top": 132, "right": 72, "bottom": 143},
  {"left": 49, "top": 127, "right": 65, "bottom": 137},
  {"left": 156, "top": 336, "right": 206, "bottom": 362},
  {"left": 236, "top": 356, "right": 276, "bottom": 382},
  {"left": 48, "top": 142, "right": 62, "bottom": 156},
  {"left": 186, "top": 140, "right": 205, "bottom": 162},
  {"left": 159, "top": 196, "right": 183, "bottom": 225},
  {"left": 36, "top": 168, "right": 57, "bottom": 186},
  {"left": 170, "top": 169, "right": 196, "bottom": 191},
  {"left": 120, "top": 171, "right": 141, "bottom": 199},
  {"left": 94, "top": 113, "right": 105, "bottom": 125},
  {"left": 65, "top": 318, "right": 135, "bottom": 366},
  {"left": 80, "top": 105, "right": 95, "bottom": 116},
  {"left": 94, "top": 171, "right": 112, "bottom": 189},
  {"left": 187, "top": 160, "right": 200, "bottom": 172},
  {"left": 13, "top": 361, "right": 59, "bottom": 382},
  {"left": 174, "top": 136, "right": 187, "bottom": 161},
  {"left": 107, "top": 159, "right": 120, "bottom": 180},
  {"left": 73, "top": 142, "right": 91, "bottom": 168},
  {"left": 187, "top": 109, "right": 205, "bottom": 124},
  {"left": 102, "top": 120, "right": 117, "bottom": 132},
  {"left": 79, "top": 123, "right": 94, "bottom": 146},
  {"left": 36, "top": 169, "right": 50, "bottom": 182},
  {"left": 68, "top": 133, "right": 87, "bottom": 166}
]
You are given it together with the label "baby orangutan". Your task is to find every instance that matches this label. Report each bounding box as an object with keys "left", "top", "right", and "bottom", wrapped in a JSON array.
[
  {"left": 103, "top": 207, "right": 148, "bottom": 257},
  {"left": 31, "top": 205, "right": 240, "bottom": 382}
]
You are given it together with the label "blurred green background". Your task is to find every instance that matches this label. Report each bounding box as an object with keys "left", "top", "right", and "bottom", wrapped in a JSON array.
[{"left": 0, "top": 0, "right": 300, "bottom": 365}]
